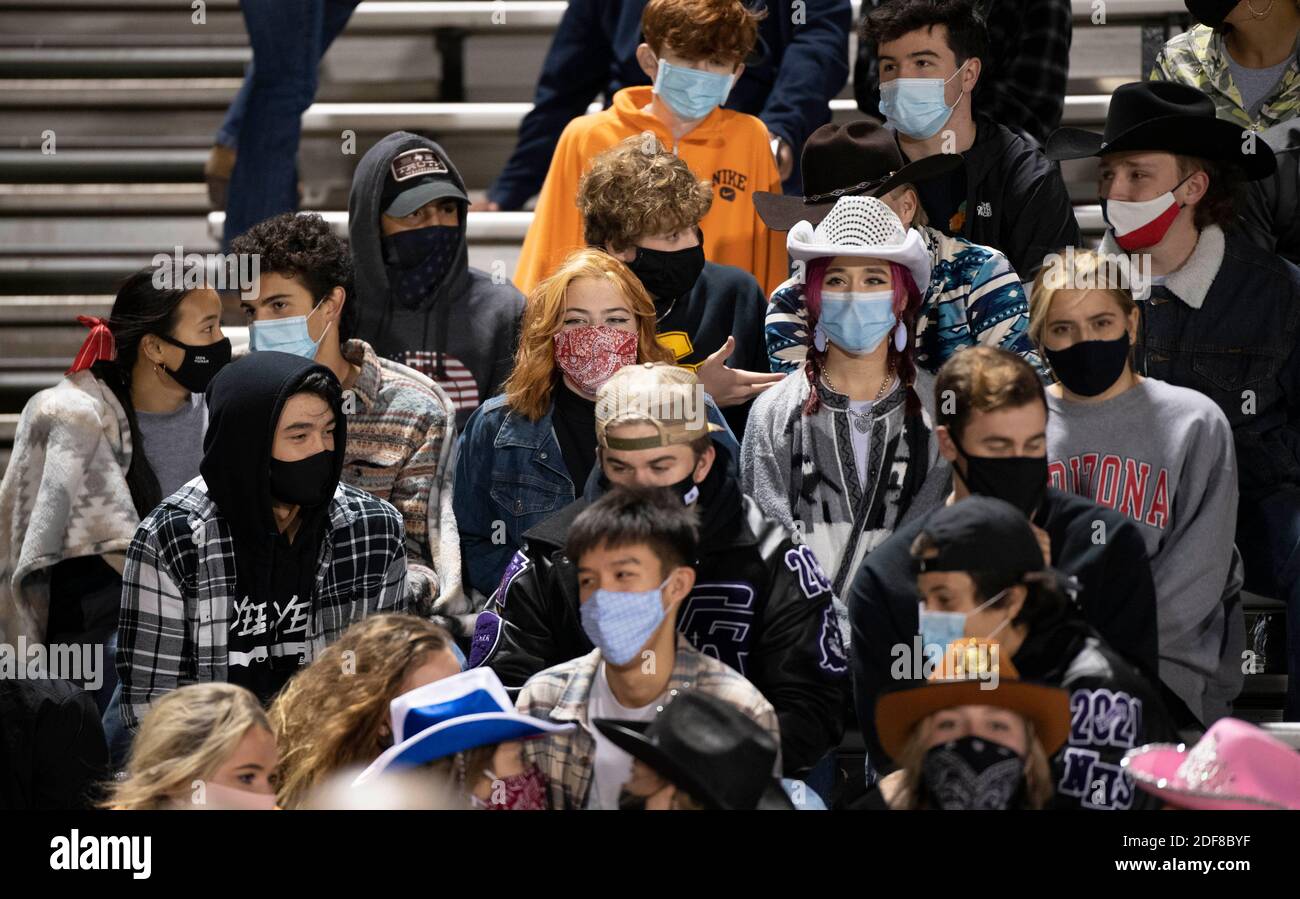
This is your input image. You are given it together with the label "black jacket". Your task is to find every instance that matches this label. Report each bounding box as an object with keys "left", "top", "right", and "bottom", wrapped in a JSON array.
[
  {"left": 1013, "top": 615, "right": 1181, "bottom": 811},
  {"left": 655, "top": 261, "right": 771, "bottom": 440},
  {"left": 1136, "top": 230, "right": 1300, "bottom": 503},
  {"left": 0, "top": 678, "right": 109, "bottom": 809},
  {"left": 1240, "top": 120, "right": 1300, "bottom": 266},
  {"left": 480, "top": 462, "right": 848, "bottom": 775},
  {"left": 912, "top": 115, "right": 1080, "bottom": 279},
  {"left": 847, "top": 486, "right": 1159, "bottom": 769}
]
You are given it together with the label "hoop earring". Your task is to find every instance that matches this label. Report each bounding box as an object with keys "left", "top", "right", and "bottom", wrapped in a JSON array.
[{"left": 1247, "top": 0, "right": 1275, "bottom": 18}]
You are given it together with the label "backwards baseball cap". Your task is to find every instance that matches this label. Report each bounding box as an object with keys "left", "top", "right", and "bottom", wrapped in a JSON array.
[
  {"left": 912, "top": 496, "right": 1045, "bottom": 576},
  {"left": 380, "top": 147, "right": 468, "bottom": 218},
  {"left": 595, "top": 362, "right": 723, "bottom": 451}
]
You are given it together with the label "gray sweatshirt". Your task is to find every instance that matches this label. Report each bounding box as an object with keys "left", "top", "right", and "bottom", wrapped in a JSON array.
[{"left": 1046, "top": 377, "right": 1243, "bottom": 723}]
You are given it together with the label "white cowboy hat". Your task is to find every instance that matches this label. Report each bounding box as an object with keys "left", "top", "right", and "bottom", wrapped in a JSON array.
[{"left": 786, "top": 195, "right": 931, "bottom": 290}]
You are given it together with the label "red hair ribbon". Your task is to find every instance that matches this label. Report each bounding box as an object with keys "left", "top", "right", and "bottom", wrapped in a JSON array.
[{"left": 66, "top": 315, "right": 116, "bottom": 375}]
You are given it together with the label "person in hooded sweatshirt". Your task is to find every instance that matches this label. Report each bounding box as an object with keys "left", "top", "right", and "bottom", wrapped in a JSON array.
[
  {"left": 348, "top": 133, "right": 525, "bottom": 431},
  {"left": 116, "top": 352, "right": 409, "bottom": 732}
]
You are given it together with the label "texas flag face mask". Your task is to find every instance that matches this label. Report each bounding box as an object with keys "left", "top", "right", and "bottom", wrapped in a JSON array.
[{"left": 1101, "top": 175, "right": 1190, "bottom": 252}]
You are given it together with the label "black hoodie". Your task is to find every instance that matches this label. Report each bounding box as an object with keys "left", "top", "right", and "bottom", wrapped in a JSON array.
[
  {"left": 202, "top": 352, "right": 346, "bottom": 701},
  {"left": 348, "top": 132, "right": 526, "bottom": 430}
]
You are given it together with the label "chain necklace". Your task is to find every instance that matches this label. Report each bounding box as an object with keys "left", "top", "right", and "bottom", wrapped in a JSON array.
[{"left": 822, "top": 362, "right": 896, "bottom": 433}]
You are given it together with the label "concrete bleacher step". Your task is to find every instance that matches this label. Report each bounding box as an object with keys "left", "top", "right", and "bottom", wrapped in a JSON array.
[{"left": 0, "top": 183, "right": 209, "bottom": 213}]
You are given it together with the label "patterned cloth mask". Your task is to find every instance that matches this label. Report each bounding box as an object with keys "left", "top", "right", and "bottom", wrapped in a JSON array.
[
  {"left": 553, "top": 326, "right": 638, "bottom": 396},
  {"left": 473, "top": 764, "right": 550, "bottom": 811},
  {"left": 580, "top": 576, "right": 671, "bottom": 666},
  {"left": 920, "top": 735, "right": 1027, "bottom": 810}
]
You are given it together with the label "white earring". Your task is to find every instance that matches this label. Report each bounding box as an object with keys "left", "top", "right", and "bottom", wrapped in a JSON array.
[
  {"left": 893, "top": 321, "right": 907, "bottom": 353},
  {"left": 813, "top": 321, "right": 828, "bottom": 352}
]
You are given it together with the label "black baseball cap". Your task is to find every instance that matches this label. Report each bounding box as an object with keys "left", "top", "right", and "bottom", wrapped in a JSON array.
[
  {"left": 913, "top": 496, "right": 1045, "bottom": 576},
  {"left": 380, "top": 147, "right": 467, "bottom": 218}
]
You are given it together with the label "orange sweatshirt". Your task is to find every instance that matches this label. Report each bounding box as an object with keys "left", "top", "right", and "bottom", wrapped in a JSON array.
[{"left": 512, "top": 85, "right": 789, "bottom": 297}]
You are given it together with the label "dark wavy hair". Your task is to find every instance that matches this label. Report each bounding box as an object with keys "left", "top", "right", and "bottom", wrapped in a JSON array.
[
  {"left": 229, "top": 212, "right": 357, "bottom": 341},
  {"left": 92, "top": 264, "right": 191, "bottom": 516}
]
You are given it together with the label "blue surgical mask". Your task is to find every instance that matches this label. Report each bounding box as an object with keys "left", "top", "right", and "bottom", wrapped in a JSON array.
[
  {"left": 918, "top": 587, "right": 1011, "bottom": 663},
  {"left": 817, "top": 290, "right": 896, "bottom": 354},
  {"left": 878, "top": 62, "right": 968, "bottom": 140},
  {"left": 580, "top": 577, "right": 671, "bottom": 666},
  {"left": 249, "top": 302, "right": 329, "bottom": 360},
  {"left": 653, "top": 59, "right": 734, "bottom": 122}
]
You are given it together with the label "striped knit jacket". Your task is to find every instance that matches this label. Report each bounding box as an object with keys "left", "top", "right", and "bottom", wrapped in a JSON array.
[{"left": 340, "top": 339, "right": 465, "bottom": 615}]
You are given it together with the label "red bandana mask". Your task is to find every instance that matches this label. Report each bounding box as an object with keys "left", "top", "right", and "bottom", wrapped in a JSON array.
[
  {"left": 553, "top": 326, "right": 638, "bottom": 396},
  {"left": 477, "top": 764, "right": 550, "bottom": 811}
]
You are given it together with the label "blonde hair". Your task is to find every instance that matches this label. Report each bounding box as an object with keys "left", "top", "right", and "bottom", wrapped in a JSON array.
[
  {"left": 890, "top": 708, "right": 1054, "bottom": 810},
  {"left": 579, "top": 135, "right": 713, "bottom": 251},
  {"left": 1027, "top": 248, "right": 1138, "bottom": 349},
  {"left": 503, "top": 247, "right": 674, "bottom": 421},
  {"left": 269, "top": 614, "right": 454, "bottom": 809},
  {"left": 105, "top": 683, "right": 270, "bottom": 810}
]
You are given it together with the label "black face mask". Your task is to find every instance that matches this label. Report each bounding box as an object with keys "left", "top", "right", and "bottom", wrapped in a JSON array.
[
  {"left": 1185, "top": 0, "right": 1237, "bottom": 28},
  {"left": 1045, "top": 333, "right": 1131, "bottom": 398},
  {"left": 157, "top": 334, "right": 232, "bottom": 394},
  {"left": 628, "top": 243, "right": 706, "bottom": 304},
  {"left": 269, "top": 450, "right": 336, "bottom": 507},
  {"left": 919, "top": 736, "right": 1027, "bottom": 810},
  {"left": 381, "top": 224, "right": 460, "bottom": 305},
  {"left": 952, "top": 438, "right": 1048, "bottom": 518}
]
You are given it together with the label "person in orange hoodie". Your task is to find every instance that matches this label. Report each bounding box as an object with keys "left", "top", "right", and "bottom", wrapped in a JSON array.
[{"left": 513, "top": 0, "right": 789, "bottom": 297}]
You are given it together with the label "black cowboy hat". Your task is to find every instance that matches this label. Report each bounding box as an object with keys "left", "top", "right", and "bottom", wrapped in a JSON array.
[
  {"left": 753, "top": 118, "right": 964, "bottom": 231},
  {"left": 1046, "top": 81, "right": 1275, "bottom": 180},
  {"left": 593, "top": 692, "right": 795, "bottom": 810}
]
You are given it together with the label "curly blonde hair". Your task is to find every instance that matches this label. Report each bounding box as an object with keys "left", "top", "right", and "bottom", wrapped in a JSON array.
[
  {"left": 269, "top": 614, "right": 455, "bottom": 809},
  {"left": 579, "top": 135, "right": 713, "bottom": 252},
  {"left": 503, "top": 247, "right": 675, "bottom": 421},
  {"left": 104, "top": 683, "right": 270, "bottom": 810}
]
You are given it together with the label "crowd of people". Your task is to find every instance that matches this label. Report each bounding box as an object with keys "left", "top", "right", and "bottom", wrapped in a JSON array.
[{"left": 3, "top": 0, "right": 1300, "bottom": 812}]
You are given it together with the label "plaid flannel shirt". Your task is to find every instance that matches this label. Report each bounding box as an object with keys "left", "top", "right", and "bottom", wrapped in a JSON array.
[
  {"left": 515, "top": 636, "right": 781, "bottom": 810},
  {"left": 116, "top": 478, "right": 409, "bottom": 731},
  {"left": 340, "top": 339, "right": 459, "bottom": 612},
  {"left": 1151, "top": 24, "right": 1300, "bottom": 131},
  {"left": 856, "top": 0, "right": 1071, "bottom": 145}
]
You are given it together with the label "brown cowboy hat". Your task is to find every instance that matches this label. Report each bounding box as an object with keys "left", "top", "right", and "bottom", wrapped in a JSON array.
[
  {"left": 754, "top": 118, "right": 964, "bottom": 231},
  {"left": 875, "top": 638, "right": 1071, "bottom": 764}
]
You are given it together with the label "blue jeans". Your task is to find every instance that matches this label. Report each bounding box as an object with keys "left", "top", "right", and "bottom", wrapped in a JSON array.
[
  {"left": 219, "top": 0, "right": 360, "bottom": 247},
  {"left": 1237, "top": 488, "right": 1300, "bottom": 720}
]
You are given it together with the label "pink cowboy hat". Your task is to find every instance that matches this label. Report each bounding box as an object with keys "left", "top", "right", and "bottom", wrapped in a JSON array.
[{"left": 1121, "top": 718, "right": 1300, "bottom": 810}]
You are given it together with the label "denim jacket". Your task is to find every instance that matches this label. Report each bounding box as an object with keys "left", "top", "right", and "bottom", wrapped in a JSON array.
[
  {"left": 1107, "top": 226, "right": 1300, "bottom": 502},
  {"left": 454, "top": 391, "right": 741, "bottom": 600}
]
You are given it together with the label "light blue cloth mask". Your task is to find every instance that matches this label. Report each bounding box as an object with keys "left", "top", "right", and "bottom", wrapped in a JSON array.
[
  {"left": 653, "top": 59, "right": 735, "bottom": 121},
  {"left": 817, "top": 290, "right": 897, "bottom": 354},
  {"left": 580, "top": 577, "right": 670, "bottom": 666},
  {"left": 249, "top": 303, "right": 329, "bottom": 359},
  {"left": 917, "top": 588, "right": 1011, "bottom": 664},
  {"left": 878, "top": 63, "right": 967, "bottom": 140}
]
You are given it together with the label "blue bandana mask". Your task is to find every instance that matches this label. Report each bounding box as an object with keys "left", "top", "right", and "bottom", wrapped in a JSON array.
[
  {"left": 878, "top": 62, "right": 968, "bottom": 140},
  {"left": 653, "top": 59, "right": 734, "bottom": 122},
  {"left": 249, "top": 302, "right": 328, "bottom": 360},
  {"left": 580, "top": 577, "right": 671, "bottom": 666},
  {"left": 918, "top": 588, "right": 1011, "bottom": 664},
  {"left": 816, "top": 290, "right": 897, "bottom": 354}
]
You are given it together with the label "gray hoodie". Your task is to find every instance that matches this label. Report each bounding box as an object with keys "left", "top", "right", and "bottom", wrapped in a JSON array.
[{"left": 349, "top": 132, "right": 525, "bottom": 430}]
